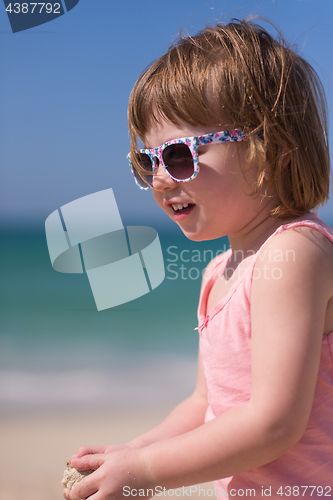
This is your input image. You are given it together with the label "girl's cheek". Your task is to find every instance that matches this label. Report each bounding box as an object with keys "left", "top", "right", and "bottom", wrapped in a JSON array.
[{"left": 152, "top": 191, "right": 165, "bottom": 211}]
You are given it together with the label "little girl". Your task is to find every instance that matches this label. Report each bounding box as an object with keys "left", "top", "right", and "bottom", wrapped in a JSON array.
[{"left": 64, "top": 19, "right": 333, "bottom": 500}]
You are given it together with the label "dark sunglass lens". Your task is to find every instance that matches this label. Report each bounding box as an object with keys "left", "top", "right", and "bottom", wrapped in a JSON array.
[
  {"left": 162, "top": 144, "right": 194, "bottom": 180},
  {"left": 133, "top": 153, "right": 153, "bottom": 188}
]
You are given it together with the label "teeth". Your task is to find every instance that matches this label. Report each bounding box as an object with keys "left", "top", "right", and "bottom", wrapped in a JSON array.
[{"left": 172, "top": 203, "right": 189, "bottom": 211}]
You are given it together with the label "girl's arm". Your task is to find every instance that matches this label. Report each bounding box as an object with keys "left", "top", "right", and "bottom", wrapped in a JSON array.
[{"left": 67, "top": 228, "right": 333, "bottom": 500}]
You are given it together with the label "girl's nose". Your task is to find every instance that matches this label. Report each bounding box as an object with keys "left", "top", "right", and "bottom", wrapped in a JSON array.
[{"left": 152, "top": 165, "right": 178, "bottom": 191}]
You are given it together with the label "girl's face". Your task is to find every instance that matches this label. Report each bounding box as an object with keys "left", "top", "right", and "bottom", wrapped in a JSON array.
[{"left": 144, "top": 120, "right": 277, "bottom": 242}]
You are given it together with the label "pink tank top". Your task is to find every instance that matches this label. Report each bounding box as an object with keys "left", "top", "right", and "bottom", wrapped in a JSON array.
[{"left": 197, "top": 213, "right": 333, "bottom": 499}]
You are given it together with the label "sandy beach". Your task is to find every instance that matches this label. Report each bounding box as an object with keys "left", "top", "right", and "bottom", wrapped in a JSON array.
[{"left": 0, "top": 408, "right": 214, "bottom": 500}]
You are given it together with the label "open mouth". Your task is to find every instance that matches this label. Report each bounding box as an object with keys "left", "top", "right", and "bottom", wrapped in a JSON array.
[
  {"left": 170, "top": 203, "right": 195, "bottom": 220},
  {"left": 171, "top": 203, "right": 195, "bottom": 213}
]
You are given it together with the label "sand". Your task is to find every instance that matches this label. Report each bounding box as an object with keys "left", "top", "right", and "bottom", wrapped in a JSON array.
[
  {"left": 0, "top": 408, "right": 214, "bottom": 500},
  {"left": 61, "top": 461, "right": 94, "bottom": 490}
]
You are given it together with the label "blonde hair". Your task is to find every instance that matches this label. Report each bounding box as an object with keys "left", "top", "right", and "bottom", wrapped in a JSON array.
[{"left": 128, "top": 19, "right": 330, "bottom": 219}]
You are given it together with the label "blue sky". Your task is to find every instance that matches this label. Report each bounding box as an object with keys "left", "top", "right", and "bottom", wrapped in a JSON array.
[{"left": 1, "top": 0, "right": 333, "bottom": 230}]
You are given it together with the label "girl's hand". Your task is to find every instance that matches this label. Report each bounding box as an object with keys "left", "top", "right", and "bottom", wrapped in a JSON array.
[
  {"left": 71, "top": 441, "right": 139, "bottom": 462},
  {"left": 63, "top": 447, "right": 153, "bottom": 500}
]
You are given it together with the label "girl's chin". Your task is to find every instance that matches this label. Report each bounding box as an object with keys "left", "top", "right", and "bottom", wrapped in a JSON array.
[
  {"left": 176, "top": 221, "right": 227, "bottom": 242},
  {"left": 175, "top": 225, "right": 216, "bottom": 242}
]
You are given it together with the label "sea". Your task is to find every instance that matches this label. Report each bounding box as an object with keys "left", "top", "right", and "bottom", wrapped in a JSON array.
[
  {"left": 1, "top": 211, "right": 332, "bottom": 415},
  {"left": 0, "top": 224, "right": 230, "bottom": 415}
]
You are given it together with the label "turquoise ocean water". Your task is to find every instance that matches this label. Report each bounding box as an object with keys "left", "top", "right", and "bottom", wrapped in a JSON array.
[
  {"left": 0, "top": 225, "right": 229, "bottom": 414},
  {"left": 2, "top": 212, "right": 332, "bottom": 415}
]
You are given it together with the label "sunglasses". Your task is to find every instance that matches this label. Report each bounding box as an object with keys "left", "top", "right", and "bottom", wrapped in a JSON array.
[{"left": 127, "top": 129, "right": 247, "bottom": 190}]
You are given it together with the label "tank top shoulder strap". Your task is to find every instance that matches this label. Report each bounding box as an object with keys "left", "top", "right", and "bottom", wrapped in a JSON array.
[
  {"left": 197, "top": 249, "right": 232, "bottom": 322},
  {"left": 256, "top": 212, "right": 333, "bottom": 252}
]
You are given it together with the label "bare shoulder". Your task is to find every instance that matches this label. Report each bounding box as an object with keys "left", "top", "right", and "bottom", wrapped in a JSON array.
[
  {"left": 256, "top": 225, "right": 333, "bottom": 278},
  {"left": 253, "top": 224, "right": 333, "bottom": 336}
]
